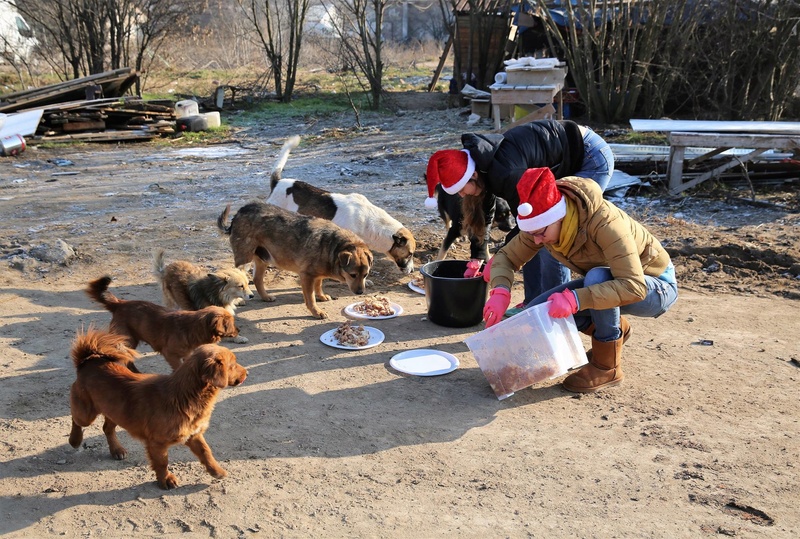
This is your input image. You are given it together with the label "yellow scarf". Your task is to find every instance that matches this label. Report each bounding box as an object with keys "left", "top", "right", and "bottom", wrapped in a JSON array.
[{"left": 551, "top": 198, "right": 578, "bottom": 256}]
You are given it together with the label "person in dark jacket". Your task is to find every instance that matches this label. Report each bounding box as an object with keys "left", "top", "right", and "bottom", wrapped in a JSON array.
[{"left": 423, "top": 119, "right": 614, "bottom": 314}]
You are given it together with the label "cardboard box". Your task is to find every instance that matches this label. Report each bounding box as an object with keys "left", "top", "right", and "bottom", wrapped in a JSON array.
[{"left": 464, "top": 303, "right": 587, "bottom": 400}]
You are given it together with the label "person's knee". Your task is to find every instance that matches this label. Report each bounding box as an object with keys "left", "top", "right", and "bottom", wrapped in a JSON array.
[{"left": 584, "top": 267, "right": 612, "bottom": 286}]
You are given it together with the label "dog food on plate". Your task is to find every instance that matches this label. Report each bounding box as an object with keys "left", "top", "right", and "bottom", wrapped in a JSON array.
[
  {"left": 352, "top": 296, "right": 395, "bottom": 317},
  {"left": 333, "top": 321, "right": 371, "bottom": 347}
]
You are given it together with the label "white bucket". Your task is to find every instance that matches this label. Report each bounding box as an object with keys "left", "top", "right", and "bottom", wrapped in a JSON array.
[
  {"left": 175, "top": 100, "right": 199, "bottom": 118},
  {"left": 202, "top": 111, "right": 221, "bottom": 128}
]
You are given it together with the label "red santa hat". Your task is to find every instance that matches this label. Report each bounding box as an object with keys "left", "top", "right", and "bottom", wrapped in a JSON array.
[
  {"left": 516, "top": 168, "right": 566, "bottom": 232},
  {"left": 424, "top": 149, "right": 476, "bottom": 209}
]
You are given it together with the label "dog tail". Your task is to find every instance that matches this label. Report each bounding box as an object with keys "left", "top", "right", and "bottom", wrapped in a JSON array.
[
  {"left": 217, "top": 204, "right": 232, "bottom": 235},
  {"left": 85, "top": 276, "right": 122, "bottom": 310},
  {"left": 153, "top": 248, "right": 166, "bottom": 279},
  {"left": 71, "top": 327, "right": 138, "bottom": 369},
  {"left": 270, "top": 135, "right": 300, "bottom": 192}
]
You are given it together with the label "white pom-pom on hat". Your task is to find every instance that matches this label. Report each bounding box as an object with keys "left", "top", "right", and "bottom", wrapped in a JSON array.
[
  {"left": 425, "top": 197, "right": 438, "bottom": 209},
  {"left": 518, "top": 202, "right": 533, "bottom": 217}
]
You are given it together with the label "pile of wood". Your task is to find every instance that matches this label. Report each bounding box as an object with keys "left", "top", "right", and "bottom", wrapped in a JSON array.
[
  {"left": 35, "top": 97, "right": 177, "bottom": 143},
  {"left": 0, "top": 68, "right": 179, "bottom": 143}
]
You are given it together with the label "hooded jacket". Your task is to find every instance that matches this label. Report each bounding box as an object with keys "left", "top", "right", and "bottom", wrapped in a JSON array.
[
  {"left": 461, "top": 120, "right": 585, "bottom": 212},
  {"left": 488, "top": 177, "right": 673, "bottom": 310}
]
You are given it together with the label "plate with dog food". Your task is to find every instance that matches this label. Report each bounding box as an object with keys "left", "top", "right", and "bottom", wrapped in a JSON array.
[
  {"left": 344, "top": 296, "right": 403, "bottom": 320},
  {"left": 320, "top": 321, "right": 385, "bottom": 350},
  {"left": 408, "top": 277, "right": 425, "bottom": 295},
  {"left": 389, "top": 349, "right": 460, "bottom": 376}
]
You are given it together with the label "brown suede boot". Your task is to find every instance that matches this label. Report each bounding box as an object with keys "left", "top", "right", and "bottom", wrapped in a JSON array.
[
  {"left": 563, "top": 332, "right": 625, "bottom": 393},
  {"left": 583, "top": 316, "right": 631, "bottom": 362}
]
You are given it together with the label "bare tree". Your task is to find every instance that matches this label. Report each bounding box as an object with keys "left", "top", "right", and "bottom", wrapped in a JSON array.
[
  {"left": 533, "top": 0, "right": 800, "bottom": 122},
  {"left": 687, "top": 0, "right": 800, "bottom": 121},
  {"left": 534, "top": 0, "right": 669, "bottom": 123},
  {"left": 14, "top": 0, "right": 201, "bottom": 81},
  {"left": 237, "top": 0, "right": 310, "bottom": 102},
  {"left": 324, "top": 0, "right": 387, "bottom": 110}
]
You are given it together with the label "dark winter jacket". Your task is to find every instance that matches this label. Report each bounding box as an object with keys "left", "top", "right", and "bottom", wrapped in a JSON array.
[{"left": 461, "top": 119, "right": 585, "bottom": 213}]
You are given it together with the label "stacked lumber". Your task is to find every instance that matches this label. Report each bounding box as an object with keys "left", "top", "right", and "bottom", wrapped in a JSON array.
[
  {"left": 34, "top": 97, "right": 176, "bottom": 141},
  {"left": 0, "top": 68, "right": 178, "bottom": 143},
  {"left": 0, "top": 68, "right": 138, "bottom": 113}
]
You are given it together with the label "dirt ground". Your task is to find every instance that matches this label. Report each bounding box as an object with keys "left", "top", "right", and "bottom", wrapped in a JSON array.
[{"left": 1, "top": 97, "right": 799, "bottom": 538}]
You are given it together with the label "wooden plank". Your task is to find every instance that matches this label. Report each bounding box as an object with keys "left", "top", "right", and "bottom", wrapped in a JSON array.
[
  {"left": 62, "top": 120, "right": 107, "bottom": 132},
  {"left": 490, "top": 86, "right": 559, "bottom": 105},
  {"left": 669, "top": 132, "right": 800, "bottom": 149},
  {"left": 428, "top": 32, "right": 454, "bottom": 92}
]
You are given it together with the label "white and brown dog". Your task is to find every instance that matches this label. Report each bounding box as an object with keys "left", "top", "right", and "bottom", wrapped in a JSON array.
[{"left": 266, "top": 136, "right": 416, "bottom": 273}]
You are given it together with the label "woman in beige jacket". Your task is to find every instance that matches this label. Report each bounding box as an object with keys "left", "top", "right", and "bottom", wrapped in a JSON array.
[{"left": 482, "top": 168, "right": 678, "bottom": 392}]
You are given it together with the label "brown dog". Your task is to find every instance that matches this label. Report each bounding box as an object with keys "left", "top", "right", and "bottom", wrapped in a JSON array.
[
  {"left": 68, "top": 328, "right": 247, "bottom": 489},
  {"left": 266, "top": 136, "right": 416, "bottom": 273},
  {"left": 86, "top": 276, "right": 240, "bottom": 370},
  {"left": 153, "top": 249, "right": 252, "bottom": 343},
  {"left": 217, "top": 201, "right": 373, "bottom": 319}
]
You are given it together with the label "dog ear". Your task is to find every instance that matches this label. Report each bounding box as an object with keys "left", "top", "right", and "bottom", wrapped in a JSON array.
[
  {"left": 212, "top": 313, "right": 237, "bottom": 337},
  {"left": 392, "top": 233, "right": 407, "bottom": 247},
  {"left": 201, "top": 355, "right": 229, "bottom": 388},
  {"left": 338, "top": 251, "right": 353, "bottom": 269}
]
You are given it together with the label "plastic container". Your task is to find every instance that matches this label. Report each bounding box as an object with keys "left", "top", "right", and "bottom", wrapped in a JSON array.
[
  {"left": 464, "top": 302, "right": 587, "bottom": 400},
  {"left": 202, "top": 111, "right": 221, "bottom": 128},
  {"left": 420, "top": 259, "right": 487, "bottom": 328},
  {"left": 0, "top": 134, "right": 26, "bottom": 156},
  {"left": 175, "top": 99, "right": 199, "bottom": 118},
  {"left": 176, "top": 115, "right": 208, "bottom": 132}
]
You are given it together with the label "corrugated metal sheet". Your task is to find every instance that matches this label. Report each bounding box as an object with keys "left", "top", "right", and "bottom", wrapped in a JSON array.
[{"left": 629, "top": 119, "right": 800, "bottom": 134}]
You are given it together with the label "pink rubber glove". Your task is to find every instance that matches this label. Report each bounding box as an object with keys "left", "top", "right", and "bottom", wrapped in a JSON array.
[
  {"left": 547, "top": 289, "right": 579, "bottom": 318},
  {"left": 463, "top": 259, "right": 483, "bottom": 278},
  {"left": 482, "top": 256, "right": 493, "bottom": 283},
  {"left": 483, "top": 287, "right": 511, "bottom": 328}
]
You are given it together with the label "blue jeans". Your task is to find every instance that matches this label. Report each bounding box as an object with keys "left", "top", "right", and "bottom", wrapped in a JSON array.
[
  {"left": 521, "top": 127, "right": 615, "bottom": 305},
  {"left": 527, "top": 266, "right": 679, "bottom": 342}
]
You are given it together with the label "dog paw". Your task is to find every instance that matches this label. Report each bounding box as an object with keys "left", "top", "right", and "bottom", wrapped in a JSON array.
[
  {"left": 158, "top": 473, "right": 179, "bottom": 490},
  {"left": 209, "top": 467, "right": 228, "bottom": 479},
  {"left": 312, "top": 310, "right": 328, "bottom": 319},
  {"left": 261, "top": 295, "right": 276, "bottom": 303},
  {"left": 109, "top": 446, "right": 128, "bottom": 460},
  {"left": 232, "top": 335, "right": 248, "bottom": 344}
]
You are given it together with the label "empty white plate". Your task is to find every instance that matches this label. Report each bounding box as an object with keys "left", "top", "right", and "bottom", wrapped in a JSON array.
[{"left": 389, "top": 349, "right": 459, "bottom": 376}]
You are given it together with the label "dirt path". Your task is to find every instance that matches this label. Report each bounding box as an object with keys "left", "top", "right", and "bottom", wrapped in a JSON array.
[{"left": 1, "top": 108, "right": 799, "bottom": 537}]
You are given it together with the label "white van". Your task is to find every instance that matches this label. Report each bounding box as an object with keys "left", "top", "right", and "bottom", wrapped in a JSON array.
[{"left": 0, "top": 1, "right": 37, "bottom": 64}]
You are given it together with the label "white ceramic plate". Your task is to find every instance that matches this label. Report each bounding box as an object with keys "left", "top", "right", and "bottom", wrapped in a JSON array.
[
  {"left": 344, "top": 300, "right": 403, "bottom": 320},
  {"left": 389, "top": 349, "right": 459, "bottom": 376},
  {"left": 408, "top": 280, "right": 425, "bottom": 295},
  {"left": 320, "top": 326, "right": 385, "bottom": 350}
]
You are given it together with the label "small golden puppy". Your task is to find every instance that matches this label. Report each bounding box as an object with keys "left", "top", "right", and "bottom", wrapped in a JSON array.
[{"left": 153, "top": 250, "right": 253, "bottom": 343}]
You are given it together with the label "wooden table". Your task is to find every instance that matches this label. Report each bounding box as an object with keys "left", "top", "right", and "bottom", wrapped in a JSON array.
[
  {"left": 667, "top": 131, "right": 800, "bottom": 194},
  {"left": 489, "top": 84, "right": 563, "bottom": 130}
]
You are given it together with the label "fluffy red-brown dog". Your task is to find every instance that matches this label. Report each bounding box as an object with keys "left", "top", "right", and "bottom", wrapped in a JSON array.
[
  {"left": 86, "top": 276, "right": 239, "bottom": 370},
  {"left": 68, "top": 328, "right": 248, "bottom": 489}
]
